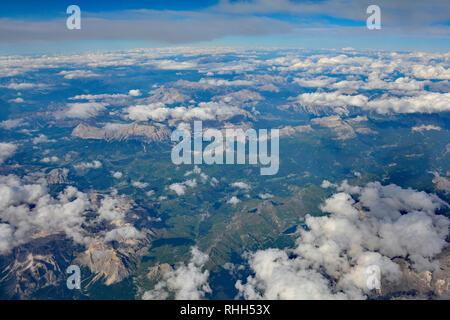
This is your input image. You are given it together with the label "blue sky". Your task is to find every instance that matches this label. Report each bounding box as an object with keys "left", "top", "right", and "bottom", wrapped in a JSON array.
[
  {"left": 0, "top": 0, "right": 448, "bottom": 53},
  {"left": 0, "top": 1, "right": 215, "bottom": 18}
]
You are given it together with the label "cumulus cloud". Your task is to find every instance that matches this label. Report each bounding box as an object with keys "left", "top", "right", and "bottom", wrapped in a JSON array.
[
  {"left": 70, "top": 89, "right": 141, "bottom": 103},
  {"left": 168, "top": 179, "right": 197, "bottom": 196},
  {"left": 70, "top": 93, "right": 129, "bottom": 101},
  {"left": 231, "top": 182, "right": 251, "bottom": 190},
  {"left": 112, "top": 171, "right": 123, "bottom": 179},
  {"left": 97, "top": 195, "right": 131, "bottom": 222},
  {"left": 126, "top": 101, "right": 242, "bottom": 122},
  {"left": 4, "top": 82, "right": 35, "bottom": 90},
  {"left": 236, "top": 181, "right": 449, "bottom": 300},
  {"left": 2, "top": 82, "right": 46, "bottom": 90},
  {"left": 412, "top": 124, "right": 442, "bottom": 133},
  {"left": 103, "top": 226, "right": 143, "bottom": 242},
  {"left": 41, "top": 156, "right": 59, "bottom": 163},
  {"left": 184, "top": 179, "right": 198, "bottom": 188},
  {"left": 59, "top": 70, "right": 100, "bottom": 79},
  {"left": 183, "top": 166, "right": 211, "bottom": 184},
  {"left": 0, "top": 175, "right": 89, "bottom": 253},
  {"left": 125, "top": 102, "right": 166, "bottom": 121},
  {"left": 32, "top": 134, "right": 56, "bottom": 144},
  {"left": 0, "top": 143, "right": 17, "bottom": 164},
  {"left": 227, "top": 196, "right": 241, "bottom": 205},
  {"left": 168, "top": 183, "right": 187, "bottom": 196},
  {"left": 366, "top": 92, "right": 450, "bottom": 114},
  {"left": 0, "top": 174, "right": 142, "bottom": 254},
  {"left": 0, "top": 119, "right": 26, "bottom": 130},
  {"left": 132, "top": 181, "right": 149, "bottom": 189},
  {"left": 258, "top": 193, "right": 274, "bottom": 199},
  {"left": 411, "top": 65, "right": 450, "bottom": 80},
  {"left": 73, "top": 160, "right": 102, "bottom": 171},
  {"left": 293, "top": 90, "right": 450, "bottom": 115},
  {"left": 185, "top": 165, "right": 202, "bottom": 176},
  {"left": 9, "top": 97, "right": 24, "bottom": 103},
  {"left": 321, "top": 180, "right": 338, "bottom": 189},
  {"left": 128, "top": 89, "right": 142, "bottom": 97},
  {"left": 330, "top": 76, "right": 426, "bottom": 93},
  {"left": 293, "top": 91, "right": 369, "bottom": 108},
  {"left": 62, "top": 102, "right": 107, "bottom": 119},
  {"left": 142, "top": 246, "right": 211, "bottom": 300}
]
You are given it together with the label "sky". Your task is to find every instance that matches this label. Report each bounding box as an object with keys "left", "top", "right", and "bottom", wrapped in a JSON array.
[{"left": 0, "top": 0, "right": 449, "bottom": 54}]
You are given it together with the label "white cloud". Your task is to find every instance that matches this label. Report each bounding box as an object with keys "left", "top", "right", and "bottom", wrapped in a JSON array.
[
  {"left": 293, "top": 91, "right": 368, "bottom": 108},
  {"left": 321, "top": 180, "right": 337, "bottom": 188},
  {"left": 9, "top": 97, "right": 24, "bottom": 103},
  {"left": 0, "top": 174, "right": 143, "bottom": 254},
  {"left": 330, "top": 76, "right": 426, "bottom": 93},
  {"left": 97, "top": 196, "right": 128, "bottom": 221},
  {"left": 73, "top": 160, "right": 102, "bottom": 171},
  {"left": 70, "top": 93, "right": 128, "bottom": 101},
  {"left": 183, "top": 179, "right": 197, "bottom": 188},
  {"left": 185, "top": 165, "right": 202, "bottom": 176},
  {"left": 70, "top": 89, "right": 142, "bottom": 102},
  {"left": 125, "top": 103, "right": 167, "bottom": 121},
  {"left": 32, "top": 134, "right": 56, "bottom": 144},
  {"left": 168, "top": 178, "right": 199, "bottom": 196},
  {"left": 0, "top": 175, "right": 89, "bottom": 253},
  {"left": 366, "top": 92, "right": 450, "bottom": 114},
  {"left": 412, "top": 65, "right": 450, "bottom": 80},
  {"left": 227, "top": 196, "right": 241, "bottom": 205},
  {"left": 112, "top": 171, "right": 123, "bottom": 179},
  {"left": 103, "top": 226, "right": 143, "bottom": 242},
  {"left": 236, "top": 248, "right": 350, "bottom": 300},
  {"left": 132, "top": 181, "right": 149, "bottom": 189},
  {"left": 41, "top": 156, "right": 59, "bottom": 163},
  {"left": 169, "top": 183, "right": 187, "bottom": 196},
  {"left": 128, "top": 89, "right": 142, "bottom": 97},
  {"left": 63, "top": 102, "right": 107, "bottom": 119},
  {"left": 0, "top": 143, "right": 17, "bottom": 164},
  {"left": 292, "top": 89, "right": 450, "bottom": 115},
  {"left": 142, "top": 247, "right": 211, "bottom": 300},
  {"left": 412, "top": 124, "right": 442, "bottom": 133},
  {"left": 236, "top": 181, "right": 449, "bottom": 300},
  {"left": 0, "top": 119, "right": 25, "bottom": 130},
  {"left": 3, "top": 82, "right": 45, "bottom": 90},
  {"left": 59, "top": 70, "right": 100, "bottom": 79},
  {"left": 231, "top": 182, "right": 251, "bottom": 190},
  {"left": 168, "top": 169, "right": 212, "bottom": 196},
  {"left": 126, "top": 101, "right": 242, "bottom": 122}
]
